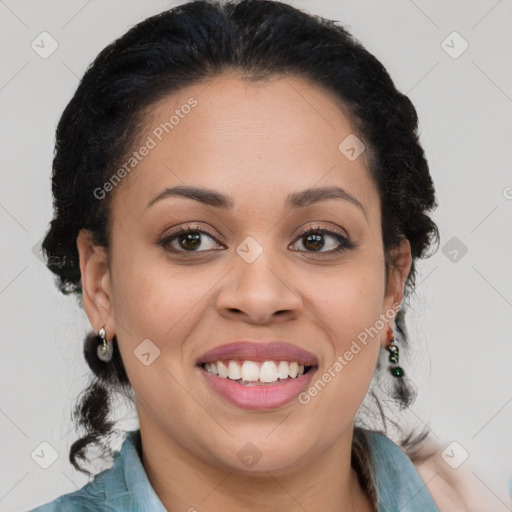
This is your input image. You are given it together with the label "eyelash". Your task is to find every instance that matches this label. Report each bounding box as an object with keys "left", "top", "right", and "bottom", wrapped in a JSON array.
[{"left": 157, "top": 223, "right": 355, "bottom": 255}]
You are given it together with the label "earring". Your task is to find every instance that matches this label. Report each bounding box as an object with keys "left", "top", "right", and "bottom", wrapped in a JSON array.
[
  {"left": 97, "top": 326, "right": 113, "bottom": 362},
  {"left": 386, "top": 327, "right": 404, "bottom": 378}
]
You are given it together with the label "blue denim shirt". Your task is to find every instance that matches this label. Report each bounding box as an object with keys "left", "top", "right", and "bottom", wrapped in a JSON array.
[{"left": 29, "top": 429, "right": 439, "bottom": 511}]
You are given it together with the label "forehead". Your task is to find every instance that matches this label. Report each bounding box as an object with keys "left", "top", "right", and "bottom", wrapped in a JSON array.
[{"left": 111, "top": 72, "right": 378, "bottom": 219}]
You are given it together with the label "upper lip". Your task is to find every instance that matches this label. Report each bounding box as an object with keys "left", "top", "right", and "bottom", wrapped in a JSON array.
[{"left": 196, "top": 341, "right": 319, "bottom": 366}]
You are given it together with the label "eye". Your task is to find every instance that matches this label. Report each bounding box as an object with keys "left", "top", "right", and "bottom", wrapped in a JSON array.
[
  {"left": 158, "top": 223, "right": 354, "bottom": 255},
  {"left": 158, "top": 224, "right": 224, "bottom": 253},
  {"left": 290, "top": 224, "right": 354, "bottom": 254}
]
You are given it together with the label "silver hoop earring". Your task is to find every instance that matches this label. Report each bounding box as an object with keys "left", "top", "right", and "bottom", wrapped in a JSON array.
[{"left": 97, "top": 326, "right": 113, "bottom": 362}]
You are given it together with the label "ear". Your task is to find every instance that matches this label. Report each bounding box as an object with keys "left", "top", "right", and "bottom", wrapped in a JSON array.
[
  {"left": 380, "top": 238, "right": 412, "bottom": 347},
  {"left": 76, "top": 229, "right": 115, "bottom": 339}
]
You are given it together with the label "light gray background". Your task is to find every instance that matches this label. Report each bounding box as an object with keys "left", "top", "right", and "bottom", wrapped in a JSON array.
[{"left": 1, "top": 0, "right": 511, "bottom": 510}]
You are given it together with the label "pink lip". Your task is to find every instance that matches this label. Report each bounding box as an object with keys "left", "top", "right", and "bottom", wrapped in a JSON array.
[
  {"left": 196, "top": 341, "right": 319, "bottom": 410},
  {"left": 196, "top": 341, "right": 319, "bottom": 366},
  {"left": 199, "top": 366, "right": 317, "bottom": 410}
]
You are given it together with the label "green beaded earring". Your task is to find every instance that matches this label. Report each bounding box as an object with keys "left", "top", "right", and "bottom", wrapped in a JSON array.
[{"left": 386, "top": 327, "right": 404, "bottom": 378}]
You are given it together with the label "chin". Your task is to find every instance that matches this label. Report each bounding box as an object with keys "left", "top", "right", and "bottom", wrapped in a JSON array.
[{"left": 216, "top": 435, "right": 315, "bottom": 476}]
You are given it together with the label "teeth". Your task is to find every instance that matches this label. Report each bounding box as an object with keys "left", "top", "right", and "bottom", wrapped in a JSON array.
[
  {"left": 205, "top": 362, "right": 218, "bottom": 375},
  {"left": 217, "top": 361, "right": 228, "bottom": 378},
  {"left": 228, "top": 360, "right": 241, "bottom": 380},
  {"left": 241, "top": 361, "right": 260, "bottom": 381},
  {"left": 204, "top": 360, "right": 308, "bottom": 382},
  {"left": 260, "top": 361, "right": 278, "bottom": 383},
  {"left": 277, "top": 361, "right": 289, "bottom": 379}
]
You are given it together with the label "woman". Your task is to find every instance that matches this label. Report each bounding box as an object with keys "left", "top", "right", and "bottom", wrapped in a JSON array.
[{"left": 30, "top": 0, "right": 444, "bottom": 510}]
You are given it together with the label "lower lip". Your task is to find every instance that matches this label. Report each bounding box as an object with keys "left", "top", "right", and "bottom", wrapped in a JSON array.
[{"left": 199, "top": 366, "right": 316, "bottom": 410}]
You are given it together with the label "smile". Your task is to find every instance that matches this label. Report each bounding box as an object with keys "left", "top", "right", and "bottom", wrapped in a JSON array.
[
  {"left": 201, "top": 359, "right": 312, "bottom": 385},
  {"left": 197, "top": 340, "right": 319, "bottom": 410}
]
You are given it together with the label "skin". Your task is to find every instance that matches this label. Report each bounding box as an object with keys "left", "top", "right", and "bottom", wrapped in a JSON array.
[
  {"left": 414, "top": 440, "right": 500, "bottom": 511},
  {"left": 77, "top": 72, "right": 412, "bottom": 512}
]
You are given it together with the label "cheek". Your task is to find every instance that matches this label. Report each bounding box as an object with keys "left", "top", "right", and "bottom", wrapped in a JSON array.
[
  {"left": 110, "top": 246, "right": 215, "bottom": 373},
  {"left": 111, "top": 257, "right": 209, "bottom": 419},
  {"left": 308, "top": 250, "right": 386, "bottom": 346},
  {"left": 297, "top": 253, "right": 386, "bottom": 414}
]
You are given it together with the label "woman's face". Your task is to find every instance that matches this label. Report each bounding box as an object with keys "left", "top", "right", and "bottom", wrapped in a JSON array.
[{"left": 79, "top": 72, "right": 410, "bottom": 474}]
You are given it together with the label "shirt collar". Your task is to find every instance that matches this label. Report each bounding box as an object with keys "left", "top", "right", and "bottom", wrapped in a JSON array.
[
  {"left": 91, "top": 429, "right": 439, "bottom": 511},
  {"left": 364, "top": 430, "right": 440, "bottom": 512},
  {"left": 91, "top": 429, "right": 168, "bottom": 511}
]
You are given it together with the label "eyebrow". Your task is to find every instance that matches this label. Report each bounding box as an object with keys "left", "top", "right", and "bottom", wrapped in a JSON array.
[{"left": 145, "top": 184, "right": 366, "bottom": 217}]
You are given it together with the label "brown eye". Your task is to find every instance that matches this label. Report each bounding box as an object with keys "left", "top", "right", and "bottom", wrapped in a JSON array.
[
  {"left": 158, "top": 225, "right": 224, "bottom": 253},
  {"left": 291, "top": 227, "right": 354, "bottom": 254}
]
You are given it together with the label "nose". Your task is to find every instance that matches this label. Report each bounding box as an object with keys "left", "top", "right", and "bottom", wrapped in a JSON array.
[{"left": 215, "top": 251, "right": 303, "bottom": 325}]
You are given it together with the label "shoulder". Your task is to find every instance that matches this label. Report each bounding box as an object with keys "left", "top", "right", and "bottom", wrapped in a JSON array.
[
  {"left": 28, "top": 430, "right": 150, "bottom": 512},
  {"left": 412, "top": 437, "right": 505, "bottom": 512},
  {"left": 28, "top": 458, "right": 121, "bottom": 512},
  {"left": 366, "top": 431, "right": 505, "bottom": 512},
  {"left": 27, "top": 477, "right": 112, "bottom": 512},
  {"left": 362, "top": 430, "right": 441, "bottom": 512},
  {"left": 28, "top": 492, "right": 107, "bottom": 512}
]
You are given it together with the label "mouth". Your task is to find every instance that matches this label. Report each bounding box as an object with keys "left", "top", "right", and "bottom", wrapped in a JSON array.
[
  {"left": 196, "top": 341, "right": 319, "bottom": 410},
  {"left": 199, "top": 359, "right": 316, "bottom": 386}
]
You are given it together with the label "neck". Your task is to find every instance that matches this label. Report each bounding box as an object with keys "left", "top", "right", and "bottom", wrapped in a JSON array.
[{"left": 138, "top": 419, "right": 375, "bottom": 512}]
